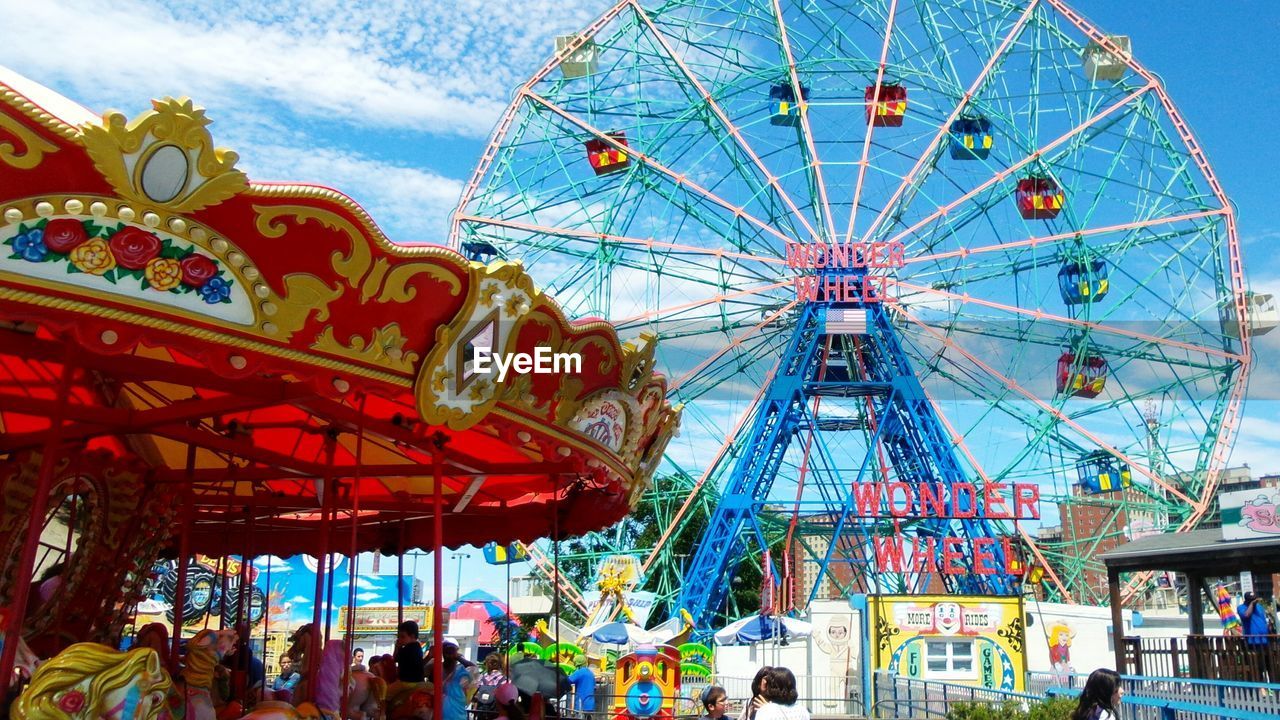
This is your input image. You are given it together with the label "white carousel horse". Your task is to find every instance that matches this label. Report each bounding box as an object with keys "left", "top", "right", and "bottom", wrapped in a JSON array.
[{"left": 348, "top": 665, "right": 387, "bottom": 720}]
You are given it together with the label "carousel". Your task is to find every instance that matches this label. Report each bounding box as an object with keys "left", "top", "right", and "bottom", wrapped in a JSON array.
[{"left": 0, "top": 68, "right": 680, "bottom": 719}]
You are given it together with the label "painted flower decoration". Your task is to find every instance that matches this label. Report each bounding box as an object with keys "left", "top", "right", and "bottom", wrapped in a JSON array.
[
  {"left": 44, "top": 219, "right": 89, "bottom": 254},
  {"left": 145, "top": 257, "right": 183, "bottom": 291},
  {"left": 11, "top": 228, "right": 47, "bottom": 262},
  {"left": 69, "top": 238, "right": 117, "bottom": 276},
  {"left": 109, "top": 227, "right": 162, "bottom": 269},
  {"left": 179, "top": 254, "right": 218, "bottom": 287},
  {"left": 7, "top": 218, "right": 235, "bottom": 302},
  {"left": 198, "top": 276, "right": 232, "bottom": 304},
  {"left": 57, "top": 689, "right": 87, "bottom": 713}
]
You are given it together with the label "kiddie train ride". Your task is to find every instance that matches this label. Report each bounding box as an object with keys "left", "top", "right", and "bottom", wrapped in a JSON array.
[
  {"left": 0, "top": 70, "right": 679, "bottom": 719},
  {"left": 611, "top": 645, "right": 681, "bottom": 720}
]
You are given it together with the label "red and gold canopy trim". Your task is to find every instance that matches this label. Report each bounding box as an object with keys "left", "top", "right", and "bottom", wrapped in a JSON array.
[{"left": 0, "top": 78, "right": 681, "bottom": 554}]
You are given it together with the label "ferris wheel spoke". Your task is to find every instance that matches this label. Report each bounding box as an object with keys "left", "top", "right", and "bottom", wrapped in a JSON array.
[
  {"left": 643, "top": 355, "right": 780, "bottom": 574},
  {"left": 628, "top": 0, "right": 824, "bottom": 245},
  {"left": 770, "top": 0, "right": 838, "bottom": 238},
  {"left": 613, "top": 280, "right": 791, "bottom": 325},
  {"left": 923, "top": 390, "right": 1076, "bottom": 603},
  {"left": 896, "top": 282, "right": 1242, "bottom": 363},
  {"left": 842, "top": 0, "right": 900, "bottom": 243},
  {"left": 897, "top": 303, "right": 1200, "bottom": 509},
  {"left": 905, "top": 208, "right": 1228, "bottom": 266},
  {"left": 670, "top": 301, "right": 797, "bottom": 393},
  {"left": 857, "top": 1, "right": 1039, "bottom": 245},
  {"left": 521, "top": 89, "right": 798, "bottom": 254},
  {"left": 880, "top": 82, "right": 1153, "bottom": 248},
  {"left": 457, "top": 214, "right": 784, "bottom": 275}
]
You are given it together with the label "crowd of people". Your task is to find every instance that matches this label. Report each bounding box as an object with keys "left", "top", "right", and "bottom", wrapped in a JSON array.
[{"left": 248, "top": 619, "right": 1139, "bottom": 720}]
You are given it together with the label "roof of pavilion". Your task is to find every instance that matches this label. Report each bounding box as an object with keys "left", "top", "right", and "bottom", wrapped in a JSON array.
[
  {"left": 1099, "top": 527, "right": 1280, "bottom": 575},
  {"left": 0, "top": 68, "right": 680, "bottom": 556}
]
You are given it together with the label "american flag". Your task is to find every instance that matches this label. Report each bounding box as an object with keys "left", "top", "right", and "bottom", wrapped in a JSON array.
[{"left": 826, "top": 308, "right": 868, "bottom": 335}]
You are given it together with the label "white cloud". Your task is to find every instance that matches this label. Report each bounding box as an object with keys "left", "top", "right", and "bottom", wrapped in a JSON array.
[
  {"left": 253, "top": 556, "right": 294, "bottom": 572},
  {"left": 287, "top": 595, "right": 312, "bottom": 605},
  {"left": 337, "top": 576, "right": 382, "bottom": 590},
  {"left": 356, "top": 591, "right": 383, "bottom": 602},
  {"left": 234, "top": 141, "right": 464, "bottom": 242},
  {"left": 1, "top": 0, "right": 605, "bottom": 139}
]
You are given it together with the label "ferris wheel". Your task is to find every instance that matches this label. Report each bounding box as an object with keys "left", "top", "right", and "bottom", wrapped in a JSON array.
[{"left": 452, "top": 0, "right": 1263, "bottom": 614}]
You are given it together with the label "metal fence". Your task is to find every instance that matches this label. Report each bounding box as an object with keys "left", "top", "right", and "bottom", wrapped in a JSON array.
[
  {"left": 559, "top": 670, "right": 1280, "bottom": 720},
  {"left": 1029, "top": 670, "right": 1280, "bottom": 720},
  {"left": 870, "top": 672, "right": 1042, "bottom": 718}
]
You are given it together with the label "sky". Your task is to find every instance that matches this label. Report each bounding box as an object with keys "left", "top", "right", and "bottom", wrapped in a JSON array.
[{"left": 2, "top": 0, "right": 1278, "bottom": 601}]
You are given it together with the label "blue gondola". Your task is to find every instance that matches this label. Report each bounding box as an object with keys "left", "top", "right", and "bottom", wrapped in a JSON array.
[
  {"left": 948, "top": 116, "right": 993, "bottom": 160},
  {"left": 1058, "top": 257, "right": 1109, "bottom": 304},
  {"left": 769, "top": 82, "right": 809, "bottom": 126},
  {"left": 1075, "top": 450, "right": 1132, "bottom": 494}
]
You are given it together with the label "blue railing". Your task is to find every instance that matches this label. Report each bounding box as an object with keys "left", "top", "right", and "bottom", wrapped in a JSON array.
[
  {"left": 1030, "top": 671, "right": 1280, "bottom": 720},
  {"left": 874, "top": 671, "right": 1280, "bottom": 720}
]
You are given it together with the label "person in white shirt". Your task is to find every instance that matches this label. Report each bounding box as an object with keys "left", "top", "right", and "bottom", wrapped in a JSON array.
[
  {"left": 752, "top": 667, "right": 810, "bottom": 720},
  {"left": 1071, "top": 668, "right": 1123, "bottom": 720}
]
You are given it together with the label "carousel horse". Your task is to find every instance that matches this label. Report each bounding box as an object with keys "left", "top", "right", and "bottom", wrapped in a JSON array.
[
  {"left": 12, "top": 642, "right": 172, "bottom": 719},
  {"left": 135, "top": 623, "right": 175, "bottom": 678},
  {"left": 183, "top": 628, "right": 240, "bottom": 720},
  {"left": 284, "top": 624, "right": 314, "bottom": 702},
  {"left": 348, "top": 664, "right": 387, "bottom": 720},
  {"left": 311, "top": 639, "right": 346, "bottom": 718}
]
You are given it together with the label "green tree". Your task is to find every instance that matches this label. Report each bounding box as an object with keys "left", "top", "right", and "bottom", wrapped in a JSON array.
[{"left": 555, "top": 473, "right": 789, "bottom": 629}]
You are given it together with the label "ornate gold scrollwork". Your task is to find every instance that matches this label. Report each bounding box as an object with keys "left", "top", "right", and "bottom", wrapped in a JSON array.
[
  {"left": 0, "top": 113, "right": 58, "bottom": 170},
  {"left": 311, "top": 323, "right": 421, "bottom": 374},
  {"left": 80, "top": 98, "right": 247, "bottom": 213}
]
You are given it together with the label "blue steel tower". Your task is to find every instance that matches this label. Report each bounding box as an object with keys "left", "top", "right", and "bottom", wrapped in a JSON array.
[{"left": 676, "top": 263, "right": 1020, "bottom": 629}]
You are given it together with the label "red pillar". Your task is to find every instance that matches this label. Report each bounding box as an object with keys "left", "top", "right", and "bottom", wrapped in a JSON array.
[
  {"left": 0, "top": 355, "right": 74, "bottom": 691},
  {"left": 431, "top": 435, "right": 447, "bottom": 719}
]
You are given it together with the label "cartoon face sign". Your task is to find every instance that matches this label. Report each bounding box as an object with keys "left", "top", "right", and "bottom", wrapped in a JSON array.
[
  {"left": 934, "top": 603, "right": 962, "bottom": 635},
  {"left": 827, "top": 622, "right": 848, "bottom": 643}
]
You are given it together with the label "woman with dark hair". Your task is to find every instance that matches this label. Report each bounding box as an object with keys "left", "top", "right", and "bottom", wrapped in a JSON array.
[
  {"left": 739, "top": 667, "right": 772, "bottom": 720},
  {"left": 1072, "top": 668, "right": 1123, "bottom": 720},
  {"left": 699, "top": 685, "right": 728, "bottom": 720},
  {"left": 754, "top": 667, "right": 809, "bottom": 720}
]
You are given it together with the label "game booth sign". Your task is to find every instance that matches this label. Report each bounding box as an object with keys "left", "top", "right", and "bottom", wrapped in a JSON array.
[
  {"left": 0, "top": 71, "right": 680, "bottom": 719},
  {"left": 866, "top": 595, "right": 1027, "bottom": 691}
]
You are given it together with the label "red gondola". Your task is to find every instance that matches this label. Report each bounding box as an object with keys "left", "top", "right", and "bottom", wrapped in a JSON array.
[
  {"left": 585, "top": 132, "right": 632, "bottom": 176},
  {"left": 865, "top": 84, "right": 907, "bottom": 127},
  {"left": 1016, "top": 176, "right": 1065, "bottom": 220},
  {"left": 1056, "top": 351, "right": 1108, "bottom": 398}
]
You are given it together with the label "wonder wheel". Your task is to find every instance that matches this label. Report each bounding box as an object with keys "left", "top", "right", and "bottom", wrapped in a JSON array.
[{"left": 452, "top": 0, "right": 1257, "bottom": 615}]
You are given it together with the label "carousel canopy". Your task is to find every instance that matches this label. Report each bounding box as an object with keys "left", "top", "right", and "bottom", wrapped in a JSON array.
[{"left": 0, "top": 69, "right": 680, "bottom": 559}]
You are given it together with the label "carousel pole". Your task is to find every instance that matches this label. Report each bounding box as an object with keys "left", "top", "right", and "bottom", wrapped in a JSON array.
[
  {"left": 396, "top": 519, "right": 405, "bottom": 629},
  {"left": 261, "top": 550, "right": 272, "bottom": 670},
  {"left": 214, "top": 555, "right": 228, "bottom": 630},
  {"left": 307, "top": 435, "right": 338, "bottom": 703},
  {"left": 238, "top": 505, "right": 255, "bottom": 707},
  {"left": 340, "top": 395, "right": 366, "bottom": 718},
  {"left": 324, "top": 550, "right": 336, "bottom": 645},
  {"left": 430, "top": 433, "right": 447, "bottom": 720},
  {"left": 0, "top": 352, "right": 74, "bottom": 692},
  {"left": 171, "top": 443, "right": 196, "bottom": 668}
]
